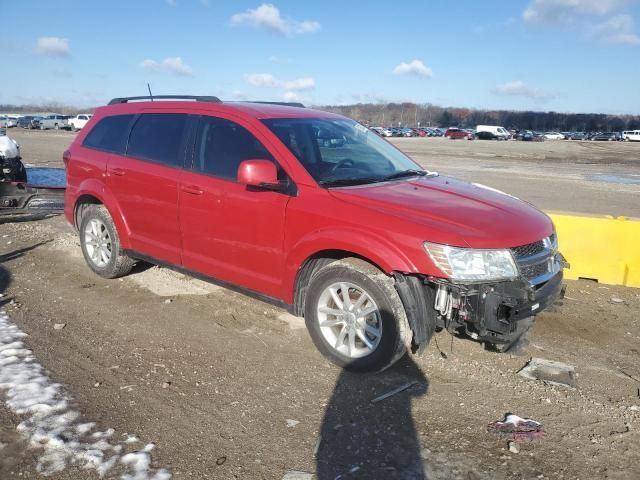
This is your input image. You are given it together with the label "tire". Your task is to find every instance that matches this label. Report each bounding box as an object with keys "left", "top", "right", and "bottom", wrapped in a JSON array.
[
  {"left": 79, "top": 205, "right": 135, "bottom": 278},
  {"left": 304, "top": 258, "right": 411, "bottom": 372}
]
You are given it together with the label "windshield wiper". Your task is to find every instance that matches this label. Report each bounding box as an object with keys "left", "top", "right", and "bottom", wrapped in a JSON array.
[
  {"left": 318, "top": 177, "right": 381, "bottom": 188},
  {"left": 380, "top": 169, "right": 427, "bottom": 181}
]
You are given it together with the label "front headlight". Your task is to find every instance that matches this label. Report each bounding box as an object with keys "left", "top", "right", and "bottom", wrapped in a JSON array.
[{"left": 424, "top": 242, "right": 518, "bottom": 281}]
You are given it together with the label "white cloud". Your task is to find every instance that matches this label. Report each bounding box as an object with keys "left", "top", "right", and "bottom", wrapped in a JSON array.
[
  {"left": 34, "top": 37, "right": 70, "bottom": 57},
  {"left": 244, "top": 73, "right": 279, "bottom": 87},
  {"left": 231, "top": 3, "right": 321, "bottom": 36},
  {"left": 491, "top": 81, "right": 554, "bottom": 101},
  {"left": 523, "top": 0, "right": 640, "bottom": 46},
  {"left": 141, "top": 57, "right": 194, "bottom": 76},
  {"left": 283, "top": 77, "right": 314, "bottom": 90},
  {"left": 523, "top": 0, "right": 631, "bottom": 23},
  {"left": 592, "top": 14, "right": 640, "bottom": 44},
  {"left": 392, "top": 59, "right": 433, "bottom": 78},
  {"left": 244, "top": 73, "right": 315, "bottom": 90}
]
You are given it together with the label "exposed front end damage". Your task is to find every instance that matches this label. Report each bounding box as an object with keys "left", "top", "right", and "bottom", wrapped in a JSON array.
[{"left": 395, "top": 235, "right": 568, "bottom": 352}]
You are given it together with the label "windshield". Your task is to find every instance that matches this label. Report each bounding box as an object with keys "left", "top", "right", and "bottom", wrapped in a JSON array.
[{"left": 263, "top": 118, "right": 424, "bottom": 187}]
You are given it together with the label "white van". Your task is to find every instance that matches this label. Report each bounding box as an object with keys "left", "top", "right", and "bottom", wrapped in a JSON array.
[
  {"left": 476, "top": 125, "right": 511, "bottom": 140},
  {"left": 622, "top": 130, "right": 640, "bottom": 142}
]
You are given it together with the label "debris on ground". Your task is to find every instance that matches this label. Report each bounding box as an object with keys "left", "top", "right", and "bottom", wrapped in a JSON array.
[
  {"left": 508, "top": 441, "right": 520, "bottom": 454},
  {"left": 518, "top": 357, "right": 577, "bottom": 388},
  {"left": 286, "top": 419, "right": 300, "bottom": 428},
  {"left": 282, "top": 471, "right": 315, "bottom": 480},
  {"left": 53, "top": 322, "right": 66, "bottom": 330},
  {"left": 610, "top": 297, "right": 625, "bottom": 304},
  {"left": 371, "top": 380, "right": 419, "bottom": 404},
  {"left": 487, "top": 414, "right": 545, "bottom": 441}
]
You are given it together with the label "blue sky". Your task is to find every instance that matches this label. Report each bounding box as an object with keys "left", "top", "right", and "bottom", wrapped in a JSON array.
[{"left": 2, "top": 0, "right": 639, "bottom": 113}]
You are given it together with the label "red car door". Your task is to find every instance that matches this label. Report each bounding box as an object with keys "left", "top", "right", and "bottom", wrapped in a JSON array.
[
  {"left": 179, "top": 115, "right": 291, "bottom": 298},
  {"left": 106, "top": 112, "right": 191, "bottom": 265}
]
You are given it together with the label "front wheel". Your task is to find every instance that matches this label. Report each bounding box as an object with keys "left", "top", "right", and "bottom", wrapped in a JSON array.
[
  {"left": 79, "top": 205, "right": 135, "bottom": 278},
  {"left": 304, "top": 258, "right": 411, "bottom": 372}
]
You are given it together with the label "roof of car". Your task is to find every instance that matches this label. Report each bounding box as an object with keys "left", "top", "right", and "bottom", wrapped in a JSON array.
[{"left": 97, "top": 99, "right": 342, "bottom": 121}]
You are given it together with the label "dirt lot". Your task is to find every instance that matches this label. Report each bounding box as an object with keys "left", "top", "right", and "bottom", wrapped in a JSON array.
[{"left": 0, "top": 129, "right": 639, "bottom": 479}]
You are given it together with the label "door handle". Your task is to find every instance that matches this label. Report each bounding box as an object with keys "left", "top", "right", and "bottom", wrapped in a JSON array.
[
  {"left": 182, "top": 185, "right": 204, "bottom": 195},
  {"left": 108, "top": 167, "right": 125, "bottom": 176}
]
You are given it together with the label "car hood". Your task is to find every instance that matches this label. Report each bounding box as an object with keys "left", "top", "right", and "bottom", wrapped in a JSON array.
[{"left": 328, "top": 175, "right": 554, "bottom": 249}]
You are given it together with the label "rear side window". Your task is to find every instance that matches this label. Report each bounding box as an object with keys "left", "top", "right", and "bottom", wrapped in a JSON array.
[
  {"left": 127, "top": 113, "right": 189, "bottom": 167},
  {"left": 193, "top": 116, "right": 273, "bottom": 180},
  {"left": 83, "top": 114, "right": 135, "bottom": 154}
]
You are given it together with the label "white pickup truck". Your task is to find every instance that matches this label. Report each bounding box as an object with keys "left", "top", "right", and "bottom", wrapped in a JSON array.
[{"left": 39, "top": 114, "right": 69, "bottom": 130}]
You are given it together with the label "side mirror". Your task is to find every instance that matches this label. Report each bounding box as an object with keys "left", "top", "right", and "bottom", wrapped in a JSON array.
[{"left": 237, "top": 159, "right": 282, "bottom": 191}]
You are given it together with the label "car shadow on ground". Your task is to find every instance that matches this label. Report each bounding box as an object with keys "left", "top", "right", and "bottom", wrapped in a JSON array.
[
  {"left": 316, "top": 355, "right": 429, "bottom": 479},
  {"left": 0, "top": 243, "right": 49, "bottom": 307}
]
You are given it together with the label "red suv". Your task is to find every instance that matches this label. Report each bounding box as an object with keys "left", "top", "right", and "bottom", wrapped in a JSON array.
[
  {"left": 64, "top": 96, "right": 565, "bottom": 372},
  {"left": 444, "top": 128, "right": 473, "bottom": 140}
]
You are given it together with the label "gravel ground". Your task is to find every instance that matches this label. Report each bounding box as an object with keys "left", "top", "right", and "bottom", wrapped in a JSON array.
[{"left": 0, "top": 128, "right": 639, "bottom": 479}]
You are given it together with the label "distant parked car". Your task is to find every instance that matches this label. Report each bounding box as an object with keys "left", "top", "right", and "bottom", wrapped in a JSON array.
[
  {"left": 16, "top": 116, "right": 31, "bottom": 128},
  {"left": 591, "top": 132, "right": 619, "bottom": 141},
  {"left": 445, "top": 128, "right": 473, "bottom": 140},
  {"left": 567, "top": 132, "right": 587, "bottom": 140},
  {"left": 39, "top": 114, "right": 69, "bottom": 130},
  {"left": 543, "top": 132, "right": 565, "bottom": 140},
  {"left": 68, "top": 113, "right": 93, "bottom": 132},
  {"left": 0, "top": 117, "right": 8, "bottom": 128},
  {"left": 519, "top": 130, "right": 545, "bottom": 142},
  {"left": 4, "top": 117, "right": 17, "bottom": 128},
  {"left": 411, "top": 128, "right": 426, "bottom": 137},
  {"left": 622, "top": 130, "right": 640, "bottom": 142}
]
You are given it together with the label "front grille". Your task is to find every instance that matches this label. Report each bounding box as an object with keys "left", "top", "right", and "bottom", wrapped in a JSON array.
[
  {"left": 512, "top": 241, "right": 545, "bottom": 259},
  {"left": 511, "top": 234, "right": 558, "bottom": 285}
]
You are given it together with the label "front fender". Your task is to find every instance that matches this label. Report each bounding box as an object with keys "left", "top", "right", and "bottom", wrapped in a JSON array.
[
  {"left": 74, "top": 179, "right": 132, "bottom": 249},
  {"left": 284, "top": 226, "right": 419, "bottom": 304}
]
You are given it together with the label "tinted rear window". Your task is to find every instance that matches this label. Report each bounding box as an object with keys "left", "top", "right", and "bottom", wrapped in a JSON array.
[
  {"left": 83, "top": 115, "right": 135, "bottom": 154},
  {"left": 127, "top": 113, "right": 189, "bottom": 167}
]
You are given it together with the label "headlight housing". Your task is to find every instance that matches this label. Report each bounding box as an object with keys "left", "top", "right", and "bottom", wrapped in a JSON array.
[{"left": 424, "top": 242, "right": 518, "bottom": 282}]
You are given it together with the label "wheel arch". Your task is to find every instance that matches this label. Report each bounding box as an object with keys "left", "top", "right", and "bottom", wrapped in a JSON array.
[
  {"left": 290, "top": 249, "right": 399, "bottom": 317},
  {"left": 73, "top": 182, "right": 131, "bottom": 249}
]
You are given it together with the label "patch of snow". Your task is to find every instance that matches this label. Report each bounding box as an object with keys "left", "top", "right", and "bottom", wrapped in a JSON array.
[{"left": 0, "top": 311, "right": 171, "bottom": 479}]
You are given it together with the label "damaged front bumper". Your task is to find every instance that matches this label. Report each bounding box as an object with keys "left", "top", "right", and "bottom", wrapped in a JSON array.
[
  {"left": 395, "top": 240, "right": 568, "bottom": 352},
  {"left": 432, "top": 271, "right": 565, "bottom": 345}
]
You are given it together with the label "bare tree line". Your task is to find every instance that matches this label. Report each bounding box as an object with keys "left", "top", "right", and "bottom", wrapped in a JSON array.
[
  {"left": 3, "top": 101, "right": 639, "bottom": 132},
  {"left": 319, "top": 102, "right": 640, "bottom": 132}
]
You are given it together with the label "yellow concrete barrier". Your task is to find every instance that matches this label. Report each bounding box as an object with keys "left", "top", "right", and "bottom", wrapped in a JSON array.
[{"left": 548, "top": 212, "right": 640, "bottom": 288}]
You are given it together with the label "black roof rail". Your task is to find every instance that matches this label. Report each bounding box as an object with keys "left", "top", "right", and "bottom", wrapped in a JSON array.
[
  {"left": 247, "top": 101, "right": 305, "bottom": 108},
  {"left": 108, "top": 95, "right": 221, "bottom": 105}
]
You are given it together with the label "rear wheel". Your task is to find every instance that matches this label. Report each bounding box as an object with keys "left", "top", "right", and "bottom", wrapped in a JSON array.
[
  {"left": 79, "top": 205, "right": 135, "bottom": 278},
  {"left": 304, "top": 258, "right": 411, "bottom": 372}
]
